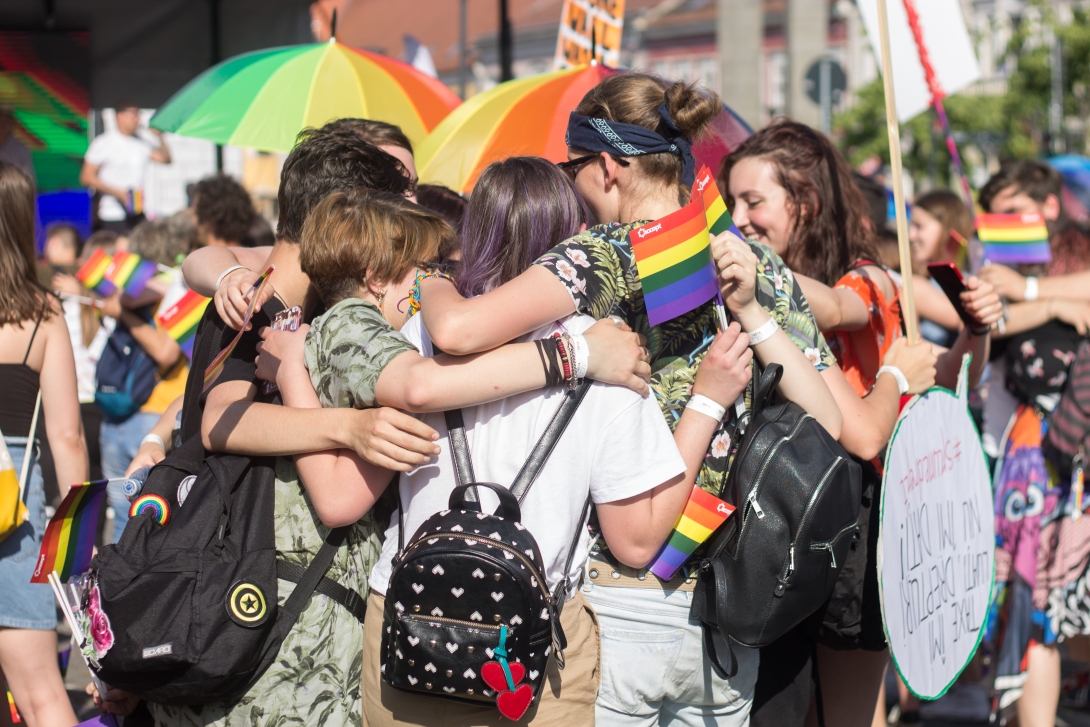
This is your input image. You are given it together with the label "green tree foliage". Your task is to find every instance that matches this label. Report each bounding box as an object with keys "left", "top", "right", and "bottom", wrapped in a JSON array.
[{"left": 835, "top": 2, "right": 1090, "bottom": 185}]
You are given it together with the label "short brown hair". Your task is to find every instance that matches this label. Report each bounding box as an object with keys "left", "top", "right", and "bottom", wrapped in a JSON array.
[
  {"left": 979, "top": 160, "right": 1063, "bottom": 213},
  {"left": 300, "top": 190, "right": 451, "bottom": 304},
  {"left": 319, "top": 118, "right": 413, "bottom": 154}
]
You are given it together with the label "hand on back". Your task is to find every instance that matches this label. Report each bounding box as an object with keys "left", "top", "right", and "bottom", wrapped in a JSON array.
[
  {"left": 215, "top": 267, "right": 275, "bottom": 331},
  {"left": 583, "top": 317, "right": 652, "bottom": 396}
]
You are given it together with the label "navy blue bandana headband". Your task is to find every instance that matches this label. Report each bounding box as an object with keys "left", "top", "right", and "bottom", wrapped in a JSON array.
[{"left": 565, "top": 102, "right": 695, "bottom": 187}]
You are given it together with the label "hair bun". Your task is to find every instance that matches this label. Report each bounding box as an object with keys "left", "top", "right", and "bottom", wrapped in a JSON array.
[{"left": 664, "top": 81, "right": 720, "bottom": 141}]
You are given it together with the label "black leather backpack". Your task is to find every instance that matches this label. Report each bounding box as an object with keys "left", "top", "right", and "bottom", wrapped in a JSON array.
[
  {"left": 381, "top": 383, "right": 589, "bottom": 718},
  {"left": 691, "top": 364, "right": 862, "bottom": 677}
]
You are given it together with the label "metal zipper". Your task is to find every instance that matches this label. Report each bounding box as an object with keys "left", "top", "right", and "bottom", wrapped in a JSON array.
[
  {"left": 401, "top": 613, "right": 501, "bottom": 631},
  {"left": 782, "top": 456, "right": 844, "bottom": 581},
  {"left": 809, "top": 520, "right": 858, "bottom": 569},
  {"left": 400, "top": 532, "right": 552, "bottom": 602},
  {"left": 740, "top": 414, "right": 812, "bottom": 528}
]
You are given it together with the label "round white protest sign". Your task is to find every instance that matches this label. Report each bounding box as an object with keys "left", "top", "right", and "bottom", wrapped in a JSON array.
[{"left": 879, "top": 386, "right": 995, "bottom": 700}]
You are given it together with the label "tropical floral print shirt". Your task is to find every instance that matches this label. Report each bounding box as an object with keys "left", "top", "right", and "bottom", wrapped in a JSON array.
[{"left": 535, "top": 221, "right": 835, "bottom": 498}]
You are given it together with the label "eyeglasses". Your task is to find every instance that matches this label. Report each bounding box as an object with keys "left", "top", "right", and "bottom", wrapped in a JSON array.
[
  {"left": 557, "top": 155, "right": 597, "bottom": 181},
  {"left": 556, "top": 154, "right": 629, "bottom": 181}
]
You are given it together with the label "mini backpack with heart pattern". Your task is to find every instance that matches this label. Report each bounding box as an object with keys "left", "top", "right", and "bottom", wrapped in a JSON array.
[{"left": 381, "top": 383, "right": 590, "bottom": 720}]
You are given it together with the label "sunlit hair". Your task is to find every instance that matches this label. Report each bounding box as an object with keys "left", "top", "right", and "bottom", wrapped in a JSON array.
[
  {"left": 913, "top": 190, "right": 973, "bottom": 270},
  {"left": 0, "top": 161, "right": 53, "bottom": 325},
  {"left": 300, "top": 189, "right": 451, "bottom": 305},
  {"left": 574, "top": 71, "right": 721, "bottom": 205},
  {"left": 457, "top": 157, "right": 589, "bottom": 297},
  {"left": 718, "top": 119, "right": 878, "bottom": 286}
]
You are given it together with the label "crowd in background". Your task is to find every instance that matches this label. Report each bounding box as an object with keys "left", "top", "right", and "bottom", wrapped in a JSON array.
[{"left": 0, "top": 73, "right": 1089, "bottom": 727}]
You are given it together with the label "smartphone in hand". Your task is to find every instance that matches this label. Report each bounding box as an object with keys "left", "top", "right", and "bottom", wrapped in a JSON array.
[{"left": 927, "top": 262, "right": 976, "bottom": 328}]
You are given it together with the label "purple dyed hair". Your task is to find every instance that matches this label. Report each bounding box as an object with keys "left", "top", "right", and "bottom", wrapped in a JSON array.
[{"left": 456, "top": 156, "right": 590, "bottom": 297}]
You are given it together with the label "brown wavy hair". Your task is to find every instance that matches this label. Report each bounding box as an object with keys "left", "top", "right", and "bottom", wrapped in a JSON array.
[
  {"left": 0, "top": 161, "right": 52, "bottom": 325},
  {"left": 574, "top": 72, "right": 721, "bottom": 206},
  {"left": 718, "top": 120, "right": 878, "bottom": 286},
  {"left": 913, "top": 189, "right": 973, "bottom": 273}
]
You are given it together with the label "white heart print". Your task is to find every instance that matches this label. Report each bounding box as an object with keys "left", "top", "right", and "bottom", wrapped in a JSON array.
[
  {"left": 463, "top": 668, "right": 476, "bottom": 679},
  {"left": 432, "top": 564, "right": 445, "bottom": 575},
  {"left": 425, "top": 662, "right": 437, "bottom": 673},
  {"left": 491, "top": 592, "right": 505, "bottom": 602},
  {"left": 451, "top": 587, "right": 464, "bottom": 597},
  {"left": 431, "top": 607, "right": 444, "bottom": 617},
  {"left": 443, "top": 687, "right": 455, "bottom": 693},
  {"left": 445, "top": 642, "right": 458, "bottom": 653},
  {"left": 408, "top": 636, "right": 420, "bottom": 646},
  {"left": 450, "top": 524, "right": 463, "bottom": 532},
  {"left": 470, "top": 611, "right": 483, "bottom": 621},
  {"left": 408, "top": 675, "right": 418, "bottom": 685},
  {"left": 529, "top": 670, "right": 540, "bottom": 680},
  {"left": 472, "top": 568, "right": 485, "bottom": 579},
  {"left": 510, "top": 615, "right": 523, "bottom": 625},
  {"left": 412, "top": 583, "right": 424, "bottom": 593}
]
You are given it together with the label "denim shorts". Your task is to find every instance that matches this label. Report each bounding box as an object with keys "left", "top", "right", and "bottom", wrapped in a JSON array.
[
  {"left": 583, "top": 579, "right": 758, "bottom": 727},
  {"left": 0, "top": 436, "right": 58, "bottom": 630}
]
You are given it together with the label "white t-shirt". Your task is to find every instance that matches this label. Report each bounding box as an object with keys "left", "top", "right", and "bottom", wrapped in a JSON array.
[
  {"left": 62, "top": 298, "right": 115, "bottom": 403},
  {"left": 369, "top": 314, "right": 686, "bottom": 600},
  {"left": 84, "top": 130, "right": 155, "bottom": 220}
]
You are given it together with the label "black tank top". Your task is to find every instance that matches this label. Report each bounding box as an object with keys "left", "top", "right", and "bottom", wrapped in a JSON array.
[{"left": 0, "top": 308, "right": 44, "bottom": 436}]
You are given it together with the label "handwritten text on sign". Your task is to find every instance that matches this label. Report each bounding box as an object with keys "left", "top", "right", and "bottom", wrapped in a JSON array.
[{"left": 879, "top": 388, "right": 994, "bottom": 699}]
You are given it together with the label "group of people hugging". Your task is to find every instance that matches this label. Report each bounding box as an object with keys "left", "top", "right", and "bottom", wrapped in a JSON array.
[{"left": 11, "top": 68, "right": 1090, "bottom": 727}]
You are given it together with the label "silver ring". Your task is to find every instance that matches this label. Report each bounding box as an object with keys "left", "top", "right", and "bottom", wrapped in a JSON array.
[{"left": 610, "top": 315, "right": 625, "bottom": 328}]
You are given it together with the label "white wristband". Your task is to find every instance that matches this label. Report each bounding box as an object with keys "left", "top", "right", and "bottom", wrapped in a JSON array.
[
  {"left": 877, "top": 365, "right": 910, "bottom": 395},
  {"left": 141, "top": 433, "right": 165, "bottom": 450},
  {"left": 215, "top": 265, "right": 248, "bottom": 291},
  {"left": 569, "top": 332, "right": 589, "bottom": 380},
  {"left": 1023, "top": 275, "right": 1039, "bottom": 301},
  {"left": 686, "top": 393, "right": 727, "bottom": 422},
  {"left": 748, "top": 317, "right": 778, "bottom": 346}
]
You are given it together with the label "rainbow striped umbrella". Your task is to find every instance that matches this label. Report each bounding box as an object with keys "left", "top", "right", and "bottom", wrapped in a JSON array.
[
  {"left": 417, "top": 64, "right": 616, "bottom": 194},
  {"left": 150, "top": 42, "right": 461, "bottom": 152}
]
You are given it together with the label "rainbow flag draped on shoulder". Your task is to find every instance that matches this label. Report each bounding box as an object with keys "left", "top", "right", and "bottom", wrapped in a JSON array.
[{"left": 31, "top": 479, "right": 109, "bottom": 583}]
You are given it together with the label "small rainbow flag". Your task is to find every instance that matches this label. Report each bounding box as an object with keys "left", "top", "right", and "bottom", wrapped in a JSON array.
[
  {"left": 648, "top": 486, "right": 735, "bottom": 580},
  {"left": 633, "top": 198, "right": 719, "bottom": 326},
  {"left": 75, "top": 249, "right": 116, "bottom": 297},
  {"left": 30, "top": 479, "right": 109, "bottom": 584},
  {"left": 694, "top": 166, "right": 743, "bottom": 239},
  {"left": 203, "top": 266, "right": 274, "bottom": 391},
  {"left": 158, "top": 289, "right": 210, "bottom": 360},
  {"left": 106, "top": 251, "right": 159, "bottom": 297},
  {"left": 976, "top": 212, "right": 1052, "bottom": 265},
  {"left": 128, "top": 189, "right": 144, "bottom": 216}
]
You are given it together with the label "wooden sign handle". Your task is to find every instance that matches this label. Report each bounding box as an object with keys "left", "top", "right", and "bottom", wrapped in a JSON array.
[{"left": 875, "top": 0, "right": 919, "bottom": 344}]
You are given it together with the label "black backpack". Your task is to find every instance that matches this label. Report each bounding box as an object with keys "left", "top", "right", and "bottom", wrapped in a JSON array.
[
  {"left": 691, "top": 364, "right": 862, "bottom": 678},
  {"left": 381, "top": 383, "right": 589, "bottom": 716},
  {"left": 95, "top": 314, "right": 162, "bottom": 422},
  {"left": 88, "top": 430, "right": 366, "bottom": 705}
]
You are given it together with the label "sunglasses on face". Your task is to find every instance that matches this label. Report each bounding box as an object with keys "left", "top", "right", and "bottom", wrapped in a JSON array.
[{"left": 556, "top": 154, "right": 630, "bottom": 182}]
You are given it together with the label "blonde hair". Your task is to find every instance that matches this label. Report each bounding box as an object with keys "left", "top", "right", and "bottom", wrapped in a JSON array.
[{"left": 299, "top": 190, "right": 451, "bottom": 304}]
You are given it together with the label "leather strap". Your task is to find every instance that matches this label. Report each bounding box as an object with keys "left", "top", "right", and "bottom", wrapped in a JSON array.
[
  {"left": 279, "top": 526, "right": 350, "bottom": 623},
  {"left": 444, "top": 408, "right": 479, "bottom": 507},
  {"left": 277, "top": 559, "right": 366, "bottom": 624},
  {"left": 510, "top": 382, "right": 591, "bottom": 503},
  {"left": 695, "top": 558, "right": 738, "bottom": 679}
]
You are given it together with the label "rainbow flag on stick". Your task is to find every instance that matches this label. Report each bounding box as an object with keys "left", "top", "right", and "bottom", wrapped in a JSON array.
[
  {"left": 694, "top": 166, "right": 743, "bottom": 239},
  {"left": 649, "top": 486, "right": 735, "bottom": 580},
  {"left": 30, "top": 479, "right": 109, "bottom": 583},
  {"left": 75, "top": 249, "right": 116, "bottom": 297},
  {"left": 976, "top": 212, "right": 1052, "bottom": 265},
  {"left": 106, "top": 252, "right": 159, "bottom": 297},
  {"left": 633, "top": 198, "right": 720, "bottom": 326},
  {"left": 203, "top": 266, "right": 275, "bottom": 391},
  {"left": 158, "top": 289, "right": 210, "bottom": 360}
]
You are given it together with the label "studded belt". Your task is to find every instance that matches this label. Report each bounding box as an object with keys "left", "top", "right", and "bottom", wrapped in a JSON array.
[{"left": 584, "top": 555, "right": 697, "bottom": 593}]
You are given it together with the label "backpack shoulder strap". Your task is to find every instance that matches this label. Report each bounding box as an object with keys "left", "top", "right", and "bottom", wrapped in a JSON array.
[
  {"left": 444, "top": 408, "right": 479, "bottom": 507},
  {"left": 510, "top": 380, "right": 591, "bottom": 503},
  {"left": 278, "top": 525, "right": 351, "bottom": 623}
]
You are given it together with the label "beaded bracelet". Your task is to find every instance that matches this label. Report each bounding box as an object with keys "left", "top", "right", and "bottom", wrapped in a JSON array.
[{"left": 407, "top": 269, "right": 456, "bottom": 316}]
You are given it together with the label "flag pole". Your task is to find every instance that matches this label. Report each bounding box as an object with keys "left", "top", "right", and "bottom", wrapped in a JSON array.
[
  {"left": 48, "top": 571, "right": 108, "bottom": 695},
  {"left": 875, "top": 0, "right": 919, "bottom": 344}
]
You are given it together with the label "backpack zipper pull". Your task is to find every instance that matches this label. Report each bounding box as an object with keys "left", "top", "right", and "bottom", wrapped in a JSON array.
[
  {"left": 788, "top": 545, "right": 795, "bottom": 574},
  {"left": 749, "top": 491, "right": 765, "bottom": 519}
]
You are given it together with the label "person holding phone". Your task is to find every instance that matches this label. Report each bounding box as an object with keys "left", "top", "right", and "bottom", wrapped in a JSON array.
[{"left": 908, "top": 190, "right": 975, "bottom": 347}]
